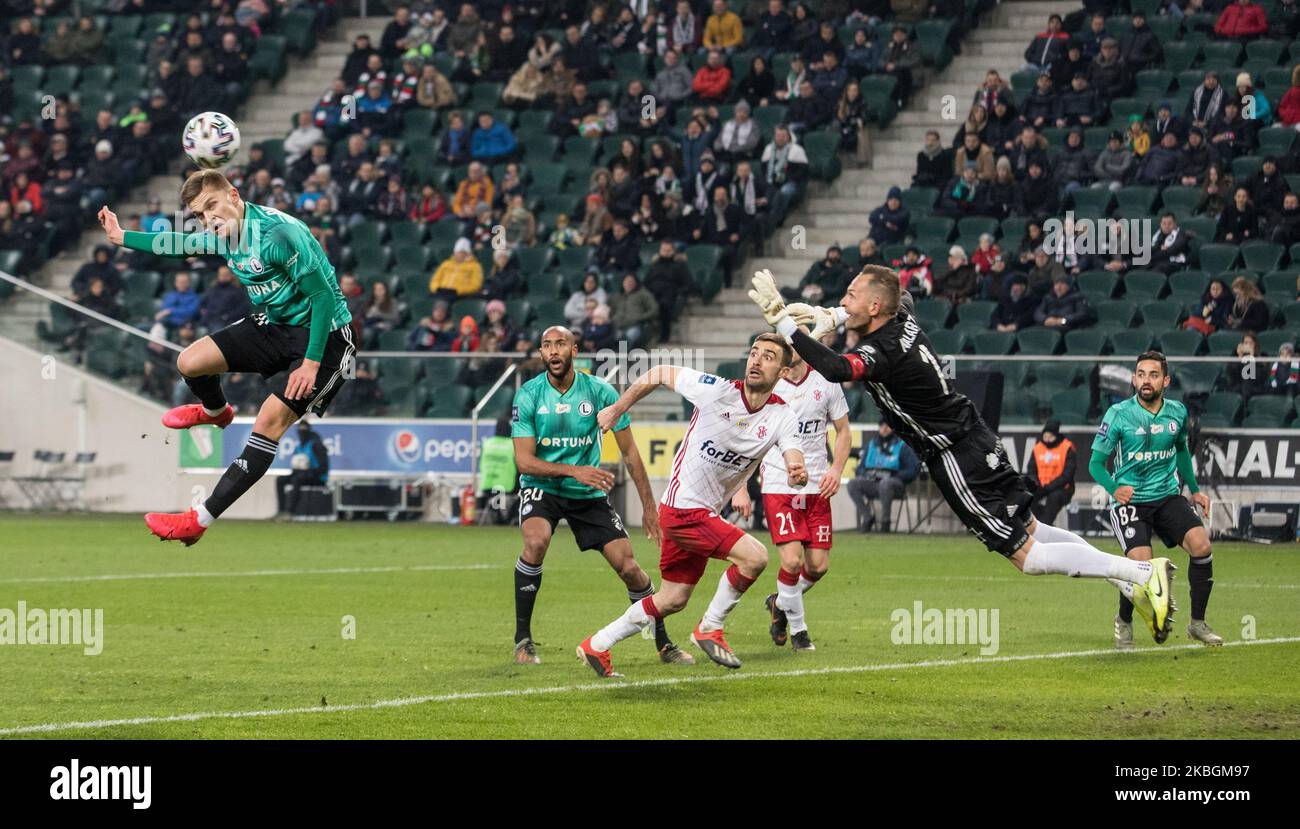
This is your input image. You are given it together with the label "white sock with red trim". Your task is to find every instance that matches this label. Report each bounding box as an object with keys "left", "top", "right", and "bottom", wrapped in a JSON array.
[
  {"left": 591, "top": 596, "right": 658, "bottom": 652},
  {"left": 775, "top": 567, "right": 806, "bottom": 634},
  {"left": 699, "top": 566, "right": 754, "bottom": 632},
  {"left": 798, "top": 564, "right": 821, "bottom": 594}
]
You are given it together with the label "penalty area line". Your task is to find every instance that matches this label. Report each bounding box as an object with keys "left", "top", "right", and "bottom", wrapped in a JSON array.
[
  {"left": 0, "top": 563, "right": 500, "bottom": 584},
  {"left": 3, "top": 636, "right": 1298, "bottom": 737}
]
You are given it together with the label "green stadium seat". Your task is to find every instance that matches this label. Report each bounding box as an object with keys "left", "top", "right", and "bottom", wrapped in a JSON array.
[
  {"left": 900, "top": 187, "right": 937, "bottom": 216},
  {"left": 953, "top": 300, "right": 995, "bottom": 329},
  {"left": 1015, "top": 328, "right": 1060, "bottom": 355},
  {"left": 1232, "top": 155, "right": 1263, "bottom": 182},
  {"left": 1206, "top": 330, "right": 1246, "bottom": 355},
  {"left": 77, "top": 64, "right": 115, "bottom": 92},
  {"left": 1161, "top": 42, "right": 1200, "bottom": 73},
  {"left": 1241, "top": 241, "right": 1284, "bottom": 273},
  {"left": 1050, "top": 386, "right": 1093, "bottom": 423},
  {"left": 1077, "top": 270, "right": 1119, "bottom": 300},
  {"left": 1110, "top": 329, "right": 1155, "bottom": 355},
  {"left": 43, "top": 65, "right": 80, "bottom": 98},
  {"left": 912, "top": 299, "right": 951, "bottom": 330},
  {"left": 1070, "top": 188, "right": 1114, "bottom": 215},
  {"left": 1182, "top": 216, "right": 1218, "bottom": 243},
  {"left": 927, "top": 329, "right": 967, "bottom": 354},
  {"left": 250, "top": 35, "right": 289, "bottom": 84},
  {"left": 1135, "top": 69, "right": 1174, "bottom": 98},
  {"left": 1257, "top": 126, "right": 1296, "bottom": 156},
  {"left": 423, "top": 385, "right": 472, "bottom": 418},
  {"left": 1158, "top": 329, "right": 1204, "bottom": 355},
  {"left": 1158, "top": 186, "right": 1202, "bottom": 216},
  {"left": 281, "top": 7, "right": 318, "bottom": 54},
  {"left": 912, "top": 216, "right": 955, "bottom": 246},
  {"left": 1064, "top": 328, "right": 1109, "bottom": 355},
  {"left": 803, "top": 131, "right": 842, "bottom": 182},
  {"left": 1124, "top": 271, "right": 1168, "bottom": 301},
  {"left": 1096, "top": 300, "right": 1139, "bottom": 328},
  {"left": 1201, "top": 392, "right": 1241, "bottom": 423},
  {"left": 1175, "top": 362, "right": 1222, "bottom": 395},
  {"left": 971, "top": 331, "right": 1015, "bottom": 355},
  {"left": 1198, "top": 243, "right": 1240, "bottom": 273}
]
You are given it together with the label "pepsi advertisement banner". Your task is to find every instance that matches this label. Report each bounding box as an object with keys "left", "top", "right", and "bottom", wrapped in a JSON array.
[{"left": 178, "top": 419, "right": 480, "bottom": 474}]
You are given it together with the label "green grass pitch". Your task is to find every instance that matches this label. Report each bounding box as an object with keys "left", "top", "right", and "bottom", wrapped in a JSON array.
[{"left": 1, "top": 514, "right": 1297, "bottom": 739}]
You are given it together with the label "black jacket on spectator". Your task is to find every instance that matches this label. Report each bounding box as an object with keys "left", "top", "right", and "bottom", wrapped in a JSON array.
[
  {"left": 1034, "top": 287, "right": 1096, "bottom": 330},
  {"left": 1267, "top": 203, "right": 1300, "bottom": 245},
  {"left": 1087, "top": 56, "right": 1129, "bottom": 100},
  {"left": 751, "top": 11, "right": 794, "bottom": 50},
  {"left": 786, "top": 93, "right": 831, "bottom": 131},
  {"left": 913, "top": 145, "right": 954, "bottom": 188},
  {"left": 1149, "top": 227, "right": 1190, "bottom": 273},
  {"left": 1008, "top": 140, "right": 1050, "bottom": 181},
  {"left": 594, "top": 231, "right": 641, "bottom": 274},
  {"left": 1135, "top": 144, "right": 1181, "bottom": 185},
  {"left": 1217, "top": 202, "right": 1260, "bottom": 242},
  {"left": 697, "top": 203, "right": 746, "bottom": 247},
  {"left": 993, "top": 290, "right": 1039, "bottom": 329},
  {"left": 380, "top": 20, "right": 412, "bottom": 60},
  {"left": 1247, "top": 169, "right": 1290, "bottom": 213},
  {"left": 343, "top": 45, "right": 380, "bottom": 86},
  {"left": 868, "top": 202, "right": 910, "bottom": 244},
  {"left": 1052, "top": 144, "right": 1095, "bottom": 188},
  {"left": 1020, "top": 89, "right": 1058, "bottom": 127},
  {"left": 1119, "top": 23, "right": 1162, "bottom": 72},
  {"left": 1177, "top": 140, "right": 1217, "bottom": 183},
  {"left": 201, "top": 281, "right": 253, "bottom": 329},
  {"left": 1055, "top": 87, "right": 1100, "bottom": 125},
  {"left": 1017, "top": 172, "right": 1060, "bottom": 218},
  {"left": 342, "top": 178, "right": 382, "bottom": 216}
]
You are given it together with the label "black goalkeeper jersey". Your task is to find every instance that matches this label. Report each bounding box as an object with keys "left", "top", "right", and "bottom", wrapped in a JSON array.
[{"left": 790, "top": 310, "right": 982, "bottom": 460}]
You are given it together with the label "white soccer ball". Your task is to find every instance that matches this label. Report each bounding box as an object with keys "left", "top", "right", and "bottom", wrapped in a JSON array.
[{"left": 182, "top": 111, "right": 241, "bottom": 170}]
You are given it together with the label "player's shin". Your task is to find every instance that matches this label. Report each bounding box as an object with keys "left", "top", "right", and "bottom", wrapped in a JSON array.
[
  {"left": 1021, "top": 539, "right": 1152, "bottom": 583},
  {"left": 591, "top": 596, "right": 658, "bottom": 652},
  {"left": 699, "top": 565, "right": 756, "bottom": 632},
  {"left": 1189, "top": 554, "right": 1213, "bottom": 620},
  {"left": 199, "top": 432, "right": 278, "bottom": 525},
  {"left": 185, "top": 373, "right": 228, "bottom": 416},
  {"left": 514, "top": 558, "right": 543, "bottom": 644},
  {"left": 628, "top": 581, "right": 671, "bottom": 649},
  {"left": 1029, "top": 519, "right": 1090, "bottom": 547},
  {"left": 776, "top": 567, "right": 807, "bottom": 634}
]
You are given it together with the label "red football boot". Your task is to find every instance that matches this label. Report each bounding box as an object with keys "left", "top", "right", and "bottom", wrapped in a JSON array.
[
  {"left": 576, "top": 637, "right": 623, "bottom": 678},
  {"left": 144, "top": 509, "right": 207, "bottom": 546},
  {"left": 691, "top": 624, "right": 742, "bottom": 669},
  {"left": 161, "top": 403, "right": 234, "bottom": 430}
]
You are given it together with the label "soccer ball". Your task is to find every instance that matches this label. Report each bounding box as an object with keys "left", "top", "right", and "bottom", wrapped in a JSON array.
[{"left": 182, "top": 112, "right": 241, "bottom": 170}]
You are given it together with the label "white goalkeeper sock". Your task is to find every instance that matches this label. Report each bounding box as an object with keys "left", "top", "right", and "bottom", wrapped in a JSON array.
[
  {"left": 1108, "top": 578, "right": 1137, "bottom": 600},
  {"left": 775, "top": 568, "right": 807, "bottom": 634},
  {"left": 700, "top": 566, "right": 755, "bottom": 632},
  {"left": 1030, "top": 520, "right": 1089, "bottom": 547},
  {"left": 591, "top": 598, "right": 655, "bottom": 652},
  {"left": 202, "top": 404, "right": 227, "bottom": 417},
  {"left": 1022, "top": 540, "right": 1152, "bottom": 583}
]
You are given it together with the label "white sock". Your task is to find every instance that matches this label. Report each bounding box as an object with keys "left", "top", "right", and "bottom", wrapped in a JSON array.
[
  {"left": 1031, "top": 520, "right": 1089, "bottom": 547},
  {"left": 591, "top": 600, "right": 652, "bottom": 652},
  {"left": 776, "top": 573, "right": 807, "bottom": 634},
  {"left": 1022, "top": 540, "right": 1152, "bottom": 583},
  {"left": 195, "top": 503, "right": 215, "bottom": 527},
  {"left": 202, "top": 404, "right": 226, "bottom": 417},
  {"left": 1108, "top": 578, "right": 1136, "bottom": 600},
  {"left": 700, "top": 567, "right": 752, "bottom": 632},
  {"left": 798, "top": 573, "right": 817, "bottom": 594}
]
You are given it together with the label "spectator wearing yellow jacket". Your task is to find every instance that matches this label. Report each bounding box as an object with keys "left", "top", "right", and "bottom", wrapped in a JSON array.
[
  {"left": 429, "top": 237, "right": 484, "bottom": 303},
  {"left": 703, "top": 0, "right": 744, "bottom": 53}
]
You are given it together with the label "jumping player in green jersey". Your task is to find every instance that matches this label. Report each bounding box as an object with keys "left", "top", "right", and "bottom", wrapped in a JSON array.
[
  {"left": 1091, "top": 351, "right": 1221, "bottom": 649},
  {"left": 97, "top": 169, "right": 355, "bottom": 546},
  {"left": 509, "top": 325, "right": 694, "bottom": 666}
]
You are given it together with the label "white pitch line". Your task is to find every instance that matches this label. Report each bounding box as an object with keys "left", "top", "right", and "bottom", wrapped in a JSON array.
[
  {"left": 3, "top": 636, "right": 1297, "bottom": 737},
  {"left": 0, "top": 563, "right": 500, "bottom": 585},
  {"left": 875, "top": 574, "right": 1300, "bottom": 590}
]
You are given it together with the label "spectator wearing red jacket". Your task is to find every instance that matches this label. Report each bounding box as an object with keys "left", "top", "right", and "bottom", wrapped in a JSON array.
[
  {"left": 1214, "top": 0, "right": 1269, "bottom": 40},
  {"left": 692, "top": 50, "right": 732, "bottom": 103},
  {"left": 450, "top": 315, "right": 480, "bottom": 352},
  {"left": 1279, "top": 65, "right": 1300, "bottom": 129}
]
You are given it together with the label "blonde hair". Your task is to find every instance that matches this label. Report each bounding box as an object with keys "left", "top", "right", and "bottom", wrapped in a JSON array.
[{"left": 858, "top": 265, "right": 902, "bottom": 315}]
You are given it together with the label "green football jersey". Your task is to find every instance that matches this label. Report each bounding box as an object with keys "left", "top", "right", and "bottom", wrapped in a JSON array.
[
  {"left": 122, "top": 202, "right": 351, "bottom": 361},
  {"left": 511, "top": 371, "right": 629, "bottom": 499},
  {"left": 1091, "top": 395, "right": 1191, "bottom": 505}
]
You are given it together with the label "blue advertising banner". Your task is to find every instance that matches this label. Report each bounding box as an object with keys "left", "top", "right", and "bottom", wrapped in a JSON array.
[{"left": 179, "top": 419, "right": 480, "bottom": 474}]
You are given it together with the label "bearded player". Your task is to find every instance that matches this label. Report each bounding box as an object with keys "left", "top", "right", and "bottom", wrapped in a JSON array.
[
  {"left": 731, "top": 348, "right": 850, "bottom": 652},
  {"left": 98, "top": 170, "right": 354, "bottom": 545},
  {"left": 576, "top": 334, "right": 808, "bottom": 677},
  {"left": 510, "top": 326, "right": 693, "bottom": 666},
  {"left": 1092, "top": 351, "right": 1221, "bottom": 649},
  {"left": 748, "top": 267, "right": 1178, "bottom": 643}
]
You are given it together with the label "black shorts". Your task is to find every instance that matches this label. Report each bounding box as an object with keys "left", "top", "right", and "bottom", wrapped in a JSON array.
[
  {"left": 1108, "top": 494, "right": 1203, "bottom": 554},
  {"left": 210, "top": 313, "right": 356, "bottom": 417},
  {"left": 925, "top": 423, "right": 1033, "bottom": 557},
  {"left": 518, "top": 486, "right": 629, "bottom": 552}
]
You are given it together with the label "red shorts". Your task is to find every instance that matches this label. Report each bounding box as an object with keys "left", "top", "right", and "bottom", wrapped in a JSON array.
[
  {"left": 657, "top": 504, "right": 745, "bottom": 586},
  {"left": 763, "top": 493, "right": 833, "bottom": 550}
]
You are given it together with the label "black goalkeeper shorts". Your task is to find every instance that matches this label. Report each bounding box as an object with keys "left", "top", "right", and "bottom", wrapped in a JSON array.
[
  {"left": 210, "top": 313, "right": 356, "bottom": 417},
  {"left": 925, "top": 422, "right": 1034, "bottom": 557}
]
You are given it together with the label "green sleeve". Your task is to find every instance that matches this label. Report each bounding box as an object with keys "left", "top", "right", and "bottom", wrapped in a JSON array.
[
  {"left": 1088, "top": 449, "right": 1119, "bottom": 494},
  {"left": 267, "top": 226, "right": 334, "bottom": 363},
  {"left": 510, "top": 384, "right": 535, "bottom": 438},
  {"left": 1175, "top": 443, "right": 1200, "bottom": 494},
  {"left": 1091, "top": 406, "right": 1120, "bottom": 455},
  {"left": 122, "top": 230, "right": 222, "bottom": 258}
]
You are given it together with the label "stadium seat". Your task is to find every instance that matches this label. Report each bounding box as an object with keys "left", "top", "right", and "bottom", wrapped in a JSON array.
[
  {"left": 1258, "top": 329, "right": 1297, "bottom": 354},
  {"left": 1232, "top": 156, "right": 1263, "bottom": 182},
  {"left": 1076, "top": 270, "right": 1119, "bottom": 300},
  {"left": 1161, "top": 42, "right": 1199, "bottom": 73},
  {"left": 1123, "top": 271, "right": 1167, "bottom": 301},
  {"left": 424, "top": 385, "right": 473, "bottom": 418},
  {"left": 911, "top": 299, "right": 951, "bottom": 330},
  {"left": 1206, "top": 330, "right": 1245, "bottom": 355},
  {"left": 1070, "top": 188, "right": 1114, "bottom": 215},
  {"left": 1134, "top": 69, "right": 1174, "bottom": 99},
  {"left": 803, "top": 131, "right": 842, "bottom": 182},
  {"left": 911, "top": 217, "right": 955, "bottom": 246},
  {"left": 1198, "top": 243, "right": 1240, "bottom": 273},
  {"left": 1241, "top": 241, "right": 1284, "bottom": 273},
  {"left": 900, "top": 187, "right": 938, "bottom": 216},
  {"left": 1167, "top": 270, "right": 1209, "bottom": 303},
  {"left": 1015, "top": 328, "right": 1060, "bottom": 355},
  {"left": 1001, "top": 393, "right": 1039, "bottom": 426},
  {"left": 1244, "top": 395, "right": 1293, "bottom": 426},
  {"left": 970, "top": 331, "right": 1015, "bottom": 355},
  {"left": 1063, "top": 328, "right": 1109, "bottom": 355},
  {"left": 1257, "top": 126, "right": 1296, "bottom": 157},
  {"left": 280, "top": 7, "right": 318, "bottom": 54},
  {"left": 1095, "top": 300, "right": 1138, "bottom": 328},
  {"left": 1050, "top": 387, "right": 1093, "bottom": 422},
  {"left": 1261, "top": 270, "right": 1299, "bottom": 297},
  {"left": 1157, "top": 329, "right": 1204, "bottom": 355},
  {"left": 1110, "top": 329, "right": 1154, "bottom": 355},
  {"left": 953, "top": 300, "right": 995, "bottom": 329},
  {"left": 1201, "top": 392, "right": 1241, "bottom": 424},
  {"left": 926, "top": 329, "right": 967, "bottom": 354},
  {"left": 1175, "top": 362, "right": 1222, "bottom": 395}
]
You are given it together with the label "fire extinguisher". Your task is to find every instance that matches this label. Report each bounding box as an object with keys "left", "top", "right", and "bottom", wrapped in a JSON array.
[{"left": 460, "top": 485, "right": 476, "bottom": 525}]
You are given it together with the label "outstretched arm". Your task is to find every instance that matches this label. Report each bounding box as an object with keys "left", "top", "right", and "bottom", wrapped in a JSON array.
[
  {"left": 596, "top": 364, "right": 682, "bottom": 432},
  {"left": 100, "top": 206, "right": 222, "bottom": 258},
  {"left": 614, "top": 427, "right": 661, "bottom": 544}
]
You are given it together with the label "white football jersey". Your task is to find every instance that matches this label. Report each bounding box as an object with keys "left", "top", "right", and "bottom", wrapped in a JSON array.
[
  {"left": 759, "top": 367, "right": 850, "bottom": 495},
  {"left": 663, "top": 368, "right": 801, "bottom": 513}
]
